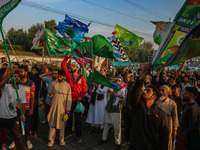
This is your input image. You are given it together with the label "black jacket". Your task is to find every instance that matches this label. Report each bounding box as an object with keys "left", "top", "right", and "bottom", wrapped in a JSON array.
[{"left": 130, "top": 79, "right": 169, "bottom": 150}]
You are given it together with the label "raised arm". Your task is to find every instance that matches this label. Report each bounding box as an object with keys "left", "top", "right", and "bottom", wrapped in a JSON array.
[
  {"left": 61, "top": 54, "right": 74, "bottom": 71},
  {"left": 0, "top": 68, "right": 13, "bottom": 89},
  {"left": 39, "top": 72, "right": 52, "bottom": 78},
  {"left": 61, "top": 56, "right": 69, "bottom": 71},
  {"left": 130, "top": 77, "right": 144, "bottom": 107},
  {"left": 131, "top": 63, "right": 152, "bottom": 108}
]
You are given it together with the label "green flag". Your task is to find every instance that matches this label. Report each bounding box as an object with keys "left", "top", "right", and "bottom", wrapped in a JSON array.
[
  {"left": 163, "top": 17, "right": 200, "bottom": 66},
  {"left": 151, "top": 21, "right": 172, "bottom": 45},
  {"left": 0, "top": 0, "right": 21, "bottom": 25},
  {"left": 153, "top": 30, "right": 187, "bottom": 69},
  {"left": 175, "top": 0, "right": 200, "bottom": 28},
  {"left": 114, "top": 24, "right": 144, "bottom": 48},
  {"left": 92, "top": 35, "right": 115, "bottom": 59},
  {"left": 88, "top": 71, "right": 111, "bottom": 87},
  {"left": 88, "top": 71, "right": 120, "bottom": 90},
  {"left": 72, "top": 42, "right": 93, "bottom": 58},
  {"left": 152, "top": 0, "right": 200, "bottom": 69},
  {"left": 45, "top": 28, "right": 72, "bottom": 55}
]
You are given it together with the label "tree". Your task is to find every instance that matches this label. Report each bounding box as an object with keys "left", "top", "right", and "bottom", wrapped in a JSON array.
[
  {"left": 6, "top": 28, "right": 29, "bottom": 50},
  {"left": 44, "top": 19, "right": 57, "bottom": 34},
  {"left": 137, "top": 41, "right": 155, "bottom": 63},
  {"left": 124, "top": 41, "right": 155, "bottom": 63}
]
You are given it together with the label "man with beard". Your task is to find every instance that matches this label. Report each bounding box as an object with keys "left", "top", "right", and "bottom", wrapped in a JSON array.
[
  {"left": 102, "top": 77, "right": 126, "bottom": 150},
  {"left": 142, "top": 74, "right": 152, "bottom": 91},
  {"left": 9, "top": 65, "right": 35, "bottom": 150},
  {"left": 122, "top": 73, "right": 134, "bottom": 146},
  {"left": 182, "top": 76, "right": 191, "bottom": 91},
  {"left": 13, "top": 62, "right": 20, "bottom": 74},
  {"left": 0, "top": 69, "right": 26, "bottom": 150},
  {"left": 172, "top": 84, "right": 183, "bottom": 122},
  {"left": 129, "top": 64, "right": 169, "bottom": 150},
  {"left": 195, "top": 77, "right": 200, "bottom": 107},
  {"left": 39, "top": 69, "right": 59, "bottom": 120},
  {"left": 47, "top": 70, "right": 72, "bottom": 147},
  {"left": 29, "top": 66, "right": 41, "bottom": 137},
  {"left": 61, "top": 54, "right": 87, "bottom": 142},
  {"left": 156, "top": 85, "right": 179, "bottom": 150},
  {"left": 180, "top": 87, "right": 200, "bottom": 133}
]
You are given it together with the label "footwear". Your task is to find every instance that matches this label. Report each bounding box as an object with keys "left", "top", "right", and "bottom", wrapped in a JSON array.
[
  {"left": 116, "top": 144, "right": 121, "bottom": 150},
  {"left": 8, "top": 141, "right": 15, "bottom": 149},
  {"left": 87, "top": 128, "right": 94, "bottom": 134},
  {"left": 59, "top": 141, "right": 66, "bottom": 146},
  {"left": 122, "top": 140, "right": 129, "bottom": 146},
  {"left": 99, "top": 140, "right": 107, "bottom": 144},
  {"left": 2, "top": 144, "right": 7, "bottom": 150},
  {"left": 47, "top": 141, "right": 54, "bottom": 147},
  {"left": 42, "top": 119, "right": 47, "bottom": 124},
  {"left": 33, "top": 132, "right": 38, "bottom": 137},
  {"left": 76, "top": 137, "right": 82, "bottom": 142},
  {"left": 27, "top": 141, "right": 33, "bottom": 149},
  {"left": 65, "top": 133, "right": 72, "bottom": 139}
]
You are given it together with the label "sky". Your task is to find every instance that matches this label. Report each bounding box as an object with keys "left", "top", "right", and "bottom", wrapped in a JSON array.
[{"left": 2, "top": 0, "right": 186, "bottom": 49}]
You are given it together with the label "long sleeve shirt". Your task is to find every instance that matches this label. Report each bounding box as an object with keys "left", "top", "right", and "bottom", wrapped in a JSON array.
[
  {"left": 61, "top": 56, "right": 87, "bottom": 101},
  {"left": 130, "top": 78, "right": 169, "bottom": 150},
  {"left": 180, "top": 101, "right": 200, "bottom": 133}
]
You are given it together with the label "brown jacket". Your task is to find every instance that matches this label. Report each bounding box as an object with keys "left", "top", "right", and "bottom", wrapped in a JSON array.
[{"left": 130, "top": 79, "right": 169, "bottom": 150}]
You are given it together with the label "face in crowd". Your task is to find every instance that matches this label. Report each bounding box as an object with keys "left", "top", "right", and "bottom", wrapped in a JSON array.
[
  {"left": 31, "top": 68, "right": 38, "bottom": 75},
  {"left": 10, "top": 74, "right": 21, "bottom": 84},
  {"left": 58, "top": 75, "right": 65, "bottom": 82},
  {"left": 71, "top": 64, "right": 78, "bottom": 73},
  {"left": 144, "top": 75, "right": 151, "bottom": 85},
  {"left": 142, "top": 87, "right": 157, "bottom": 101},
  {"left": 183, "top": 76, "right": 189, "bottom": 83},
  {"left": 52, "top": 70, "right": 58, "bottom": 80},
  {"left": 197, "top": 80, "right": 200, "bottom": 87},
  {"left": 116, "top": 78, "right": 122, "bottom": 86},
  {"left": 19, "top": 68, "right": 28, "bottom": 80},
  {"left": 172, "top": 87, "right": 181, "bottom": 97}
]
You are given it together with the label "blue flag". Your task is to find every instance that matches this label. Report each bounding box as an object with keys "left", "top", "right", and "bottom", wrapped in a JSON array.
[{"left": 55, "top": 14, "right": 90, "bottom": 43}]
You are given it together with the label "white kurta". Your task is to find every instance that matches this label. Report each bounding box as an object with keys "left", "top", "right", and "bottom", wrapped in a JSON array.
[{"left": 86, "top": 84, "right": 108, "bottom": 126}]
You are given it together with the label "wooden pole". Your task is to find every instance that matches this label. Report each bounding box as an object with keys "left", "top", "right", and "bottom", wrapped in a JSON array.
[
  {"left": 2, "top": 27, "right": 19, "bottom": 62},
  {"left": 42, "top": 47, "right": 44, "bottom": 65},
  {"left": 175, "top": 61, "right": 185, "bottom": 81}
]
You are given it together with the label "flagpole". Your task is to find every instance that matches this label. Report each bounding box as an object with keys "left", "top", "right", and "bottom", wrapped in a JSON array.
[
  {"left": 42, "top": 22, "right": 45, "bottom": 66},
  {"left": 108, "top": 58, "right": 119, "bottom": 76},
  {"left": 0, "top": 25, "right": 24, "bottom": 125},
  {"left": 2, "top": 27, "right": 19, "bottom": 62},
  {"left": 151, "top": 0, "right": 190, "bottom": 66}
]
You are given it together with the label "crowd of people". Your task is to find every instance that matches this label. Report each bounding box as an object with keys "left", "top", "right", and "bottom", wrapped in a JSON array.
[{"left": 0, "top": 54, "right": 200, "bottom": 150}]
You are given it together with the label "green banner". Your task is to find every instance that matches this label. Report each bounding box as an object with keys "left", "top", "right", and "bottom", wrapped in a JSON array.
[
  {"left": 91, "top": 34, "right": 115, "bottom": 59},
  {"left": 175, "top": 0, "right": 200, "bottom": 28},
  {"left": 114, "top": 24, "right": 144, "bottom": 48},
  {"left": 153, "top": 30, "right": 187, "bottom": 69},
  {"left": 45, "top": 28, "right": 72, "bottom": 55},
  {"left": 152, "top": 0, "right": 200, "bottom": 69},
  {"left": 0, "top": 0, "right": 21, "bottom": 25},
  {"left": 164, "top": 20, "right": 200, "bottom": 66}
]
